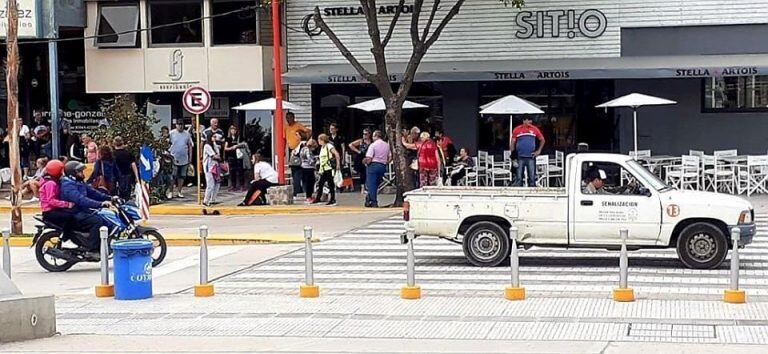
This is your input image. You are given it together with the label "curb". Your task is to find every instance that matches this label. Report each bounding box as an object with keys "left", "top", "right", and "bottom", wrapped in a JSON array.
[
  {"left": 0, "top": 205, "right": 394, "bottom": 216},
  {"left": 1, "top": 235, "right": 321, "bottom": 247}
]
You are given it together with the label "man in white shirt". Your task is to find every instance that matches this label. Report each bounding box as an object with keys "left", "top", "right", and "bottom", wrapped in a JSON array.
[{"left": 239, "top": 153, "right": 279, "bottom": 206}]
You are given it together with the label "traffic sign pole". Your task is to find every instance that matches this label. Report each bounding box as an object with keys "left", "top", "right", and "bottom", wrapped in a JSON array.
[
  {"left": 196, "top": 114, "right": 202, "bottom": 206},
  {"left": 272, "top": 0, "right": 285, "bottom": 184}
]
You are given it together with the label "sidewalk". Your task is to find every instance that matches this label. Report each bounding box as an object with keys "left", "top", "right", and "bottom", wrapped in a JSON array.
[{"left": 0, "top": 187, "right": 397, "bottom": 216}]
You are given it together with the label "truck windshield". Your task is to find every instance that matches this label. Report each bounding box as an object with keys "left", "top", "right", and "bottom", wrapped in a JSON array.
[{"left": 626, "top": 160, "right": 670, "bottom": 191}]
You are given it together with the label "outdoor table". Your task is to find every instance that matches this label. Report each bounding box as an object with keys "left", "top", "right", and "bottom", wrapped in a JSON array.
[
  {"left": 718, "top": 155, "right": 748, "bottom": 164},
  {"left": 639, "top": 155, "right": 680, "bottom": 177}
]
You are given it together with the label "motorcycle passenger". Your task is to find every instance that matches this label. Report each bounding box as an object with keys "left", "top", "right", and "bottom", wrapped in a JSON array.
[
  {"left": 60, "top": 161, "right": 113, "bottom": 254},
  {"left": 39, "top": 160, "right": 75, "bottom": 229}
]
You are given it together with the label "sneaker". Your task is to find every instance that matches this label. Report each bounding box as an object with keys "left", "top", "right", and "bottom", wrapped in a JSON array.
[
  {"left": 176, "top": 192, "right": 184, "bottom": 198},
  {"left": 84, "top": 251, "right": 100, "bottom": 261},
  {"left": 166, "top": 191, "right": 173, "bottom": 199},
  {"left": 304, "top": 198, "right": 315, "bottom": 205},
  {"left": 237, "top": 202, "right": 247, "bottom": 207},
  {"left": 311, "top": 199, "right": 323, "bottom": 205},
  {"left": 326, "top": 200, "right": 337, "bottom": 206}
]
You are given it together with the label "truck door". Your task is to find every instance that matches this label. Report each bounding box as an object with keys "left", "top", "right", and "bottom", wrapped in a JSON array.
[{"left": 571, "top": 160, "right": 662, "bottom": 244}]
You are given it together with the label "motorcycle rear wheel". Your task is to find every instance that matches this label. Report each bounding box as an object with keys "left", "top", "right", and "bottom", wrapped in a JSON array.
[{"left": 34, "top": 232, "right": 76, "bottom": 272}]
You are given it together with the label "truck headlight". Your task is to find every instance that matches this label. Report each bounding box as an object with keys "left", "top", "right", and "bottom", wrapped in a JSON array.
[{"left": 738, "top": 210, "right": 753, "bottom": 224}]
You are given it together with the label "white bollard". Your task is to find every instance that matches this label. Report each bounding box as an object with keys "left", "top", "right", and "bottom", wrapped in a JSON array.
[
  {"left": 2, "top": 229, "right": 10, "bottom": 278},
  {"left": 724, "top": 227, "right": 746, "bottom": 303},
  {"left": 505, "top": 226, "right": 525, "bottom": 300},
  {"left": 613, "top": 228, "right": 635, "bottom": 302},
  {"left": 300, "top": 226, "right": 319, "bottom": 298},
  {"left": 95, "top": 226, "right": 114, "bottom": 297},
  {"left": 194, "top": 225, "right": 214, "bottom": 297},
  {"left": 400, "top": 227, "right": 421, "bottom": 299}
]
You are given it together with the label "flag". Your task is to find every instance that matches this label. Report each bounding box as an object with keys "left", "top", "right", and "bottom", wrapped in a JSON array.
[{"left": 135, "top": 181, "right": 151, "bottom": 221}]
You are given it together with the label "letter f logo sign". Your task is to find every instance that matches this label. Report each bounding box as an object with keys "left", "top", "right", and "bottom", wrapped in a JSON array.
[{"left": 169, "top": 49, "right": 183, "bottom": 81}]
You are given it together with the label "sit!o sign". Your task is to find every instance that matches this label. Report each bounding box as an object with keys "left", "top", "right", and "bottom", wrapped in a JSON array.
[{"left": 182, "top": 86, "right": 211, "bottom": 115}]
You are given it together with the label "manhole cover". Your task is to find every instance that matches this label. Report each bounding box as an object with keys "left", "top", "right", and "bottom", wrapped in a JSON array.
[{"left": 627, "top": 323, "right": 716, "bottom": 339}]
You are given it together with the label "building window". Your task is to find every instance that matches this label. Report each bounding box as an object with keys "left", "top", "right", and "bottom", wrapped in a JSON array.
[
  {"left": 704, "top": 76, "right": 768, "bottom": 112},
  {"left": 211, "top": 0, "right": 258, "bottom": 45},
  {"left": 148, "top": 0, "right": 203, "bottom": 45},
  {"left": 95, "top": 4, "right": 140, "bottom": 48}
]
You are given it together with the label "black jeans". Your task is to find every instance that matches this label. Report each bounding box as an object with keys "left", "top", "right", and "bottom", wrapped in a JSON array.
[
  {"left": 301, "top": 168, "right": 316, "bottom": 198},
  {"left": 42, "top": 210, "right": 74, "bottom": 230},
  {"left": 290, "top": 166, "right": 303, "bottom": 196},
  {"left": 315, "top": 170, "right": 335, "bottom": 202},
  {"left": 450, "top": 168, "right": 467, "bottom": 186},
  {"left": 72, "top": 212, "right": 103, "bottom": 250},
  {"left": 117, "top": 174, "right": 134, "bottom": 200},
  {"left": 242, "top": 180, "right": 277, "bottom": 206},
  {"left": 228, "top": 160, "right": 244, "bottom": 189}
]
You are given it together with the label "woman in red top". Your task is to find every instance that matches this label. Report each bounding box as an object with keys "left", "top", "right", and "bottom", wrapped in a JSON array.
[{"left": 404, "top": 132, "right": 441, "bottom": 187}]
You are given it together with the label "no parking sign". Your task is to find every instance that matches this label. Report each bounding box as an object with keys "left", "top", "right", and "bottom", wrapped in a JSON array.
[{"left": 182, "top": 87, "right": 211, "bottom": 115}]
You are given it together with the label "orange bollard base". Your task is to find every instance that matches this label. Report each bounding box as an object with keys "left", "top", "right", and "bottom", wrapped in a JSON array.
[
  {"left": 504, "top": 286, "right": 526, "bottom": 301},
  {"left": 724, "top": 289, "right": 746, "bottom": 304},
  {"left": 300, "top": 285, "right": 320, "bottom": 298},
  {"left": 612, "top": 287, "right": 635, "bottom": 302},
  {"left": 95, "top": 284, "right": 114, "bottom": 298},
  {"left": 194, "top": 284, "right": 215, "bottom": 297},
  {"left": 400, "top": 286, "right": 421, "bottom": 300}
]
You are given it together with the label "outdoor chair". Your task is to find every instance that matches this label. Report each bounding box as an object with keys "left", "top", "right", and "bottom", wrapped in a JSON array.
[
  {"left": 702, "top": 154, "right": 736, "bottom": 194},
  {"left": 535, "top": 155, "right": 550, "bottom": 187},
  {"left": 736, "top": 155, "right": 768, "bottom": 196},
  {"left": 377, "top": 162, "right": 395, "bottom": 193},
  {"left": 665, "top": 155, "right": 700, "bottom": 191},
  {"left": 486, "top": 155, "right": 512, "bottom": 186},
  {"left": 548, "top": 151, "right": 565, "bottom": 186},
  {"left": 476, "top": 151, "right": 489, "bottom": 185}
]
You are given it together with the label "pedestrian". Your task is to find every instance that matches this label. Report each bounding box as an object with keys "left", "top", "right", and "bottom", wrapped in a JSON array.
[
  {"left": 112, "top": 136, "right": 140, "bottom": 200},
  {"left": 405, "top": 126, "right": 421, "bottom": 188},
  {"left": 82, "top": 134, "right": 98, "bottom": 164},
  {"left": 239, "top": 153, "right": 278, "bottom": 206},
  {"left": 285, "top": 112, "right": 311, "bottom": 197},
  {"left": 169, "top": 120, "right": 193, "bottom": 198},
  {"left": 87, "top": 145, "right": 118, "bottom": 195},
  {"left": 313, "top": 134, "right": 341, "bottom": 206},
  {"left": 449, "top": 147, "right": 475, "bottom": 186},
  {"left": 348, "top": 128, "right": 372, "bottom": 194},
  {"left": 224, "top": 125, "right": 247, "bottom": 192},
  {"left": 67, "top": 133, "right": 85, "bottom": 162},
  {"left": 202, "top": 133, "right": 222, "bottom": 206},
  {"left": 18, "top": 118, "right": 31, "bottom": 177},
  {"left": 15, "top": 157, "right": 48, "bottom": 202},
  {"left": 403, "top": 132, "right": 441, "bottom": 187},
  {"left": 434, "top": 128, "right": 456, "bottom": 163},
  {"left": 510, "top": 117, "right": 546, "bottom": 187},
  {"left": 363, "top": 130, "right": 390, "bottom": 208},
  {"left": 300, "top": 139, "right": 318, "bottom": 204},
  {"left": 328, "top": 122, "right": 346, "bottom": 159}
]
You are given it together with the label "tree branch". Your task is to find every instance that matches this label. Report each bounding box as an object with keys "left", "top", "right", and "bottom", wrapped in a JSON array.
[
  {"left": 421, "top": 0, "right": 440, "bottom": 43},
  {"left": 425, "top": 0, "right": 465, "bottom": 48},
  {"left": 410, "top": 0, "right": 424, "bottom": 46},
  {"left": 312, "top": 7, "right": 373, "bottom": 82},
  {"left": 382, "top": 0, "right": 405, "bottom": 48}
]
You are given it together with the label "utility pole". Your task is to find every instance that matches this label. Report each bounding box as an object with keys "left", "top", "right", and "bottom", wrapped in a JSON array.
[{"left": 6, "top": 0, "right": 23, "bottom": 234}]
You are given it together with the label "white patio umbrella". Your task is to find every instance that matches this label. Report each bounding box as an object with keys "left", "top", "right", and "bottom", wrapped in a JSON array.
[
  {"left": 348, "top": 98, "right": 428, "bottom": 112},
  {"left": 596, "top": 93, "right": 677, "bottom": 157},
  {"left": 479, "top": 95, "right": 544, "bottom": 115},
  {"left": 232, "top": 97, "right": 306, "bottom": 111}
]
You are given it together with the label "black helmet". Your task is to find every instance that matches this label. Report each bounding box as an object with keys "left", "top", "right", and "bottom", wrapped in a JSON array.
[{"left": 64, "top": 161, "right": 86, "bottom": 177}]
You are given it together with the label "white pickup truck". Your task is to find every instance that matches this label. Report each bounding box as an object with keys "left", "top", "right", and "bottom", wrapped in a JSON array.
[{"left": 404, "top": 153, "right": 755, "bottom": 269}]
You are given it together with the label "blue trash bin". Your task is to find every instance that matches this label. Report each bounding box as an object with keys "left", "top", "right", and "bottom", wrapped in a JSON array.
[{"left": 112, "top": 239, "right": 154, "bottom": 300}]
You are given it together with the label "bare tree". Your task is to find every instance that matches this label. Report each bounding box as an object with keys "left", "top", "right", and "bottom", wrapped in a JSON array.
[
  {"left": 6, "top": 0, "right": 23, "bottom": 234},
  {"left": 313, "top": 0, "right": 524, "bottom": 205}
]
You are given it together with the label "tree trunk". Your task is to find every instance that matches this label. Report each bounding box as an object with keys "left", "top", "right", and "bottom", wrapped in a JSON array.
[
  {"left": 6, "top": 0, "right": 22, "bottom": 234},
  {"left": 383, "top": 106, "right": 409, "bottom": 207}
]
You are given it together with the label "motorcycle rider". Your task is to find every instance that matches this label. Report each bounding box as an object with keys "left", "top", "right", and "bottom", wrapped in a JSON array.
[
  {"left": 39, "top": 160, "right": 75, "bottom": 228},
  {"left": 60, "top": 161, "right": 113, "bottom": 257}
]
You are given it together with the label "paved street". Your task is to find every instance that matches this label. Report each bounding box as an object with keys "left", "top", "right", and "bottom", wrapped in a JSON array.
[{"left": 5, "top": 209, "right": 761, "bottom": 351}]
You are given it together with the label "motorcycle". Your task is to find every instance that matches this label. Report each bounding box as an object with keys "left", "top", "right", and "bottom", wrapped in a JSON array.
[{"left": 32, "top": 199, "right": 168, "bottom": 272}]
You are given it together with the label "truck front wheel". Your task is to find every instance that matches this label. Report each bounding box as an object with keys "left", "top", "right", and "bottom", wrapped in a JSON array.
[
  {"left": 676, "top": 222, "right": 728, "bottom": 269},
  {"left": 462, "top": 221, "right": 510, "bottom": 267}
]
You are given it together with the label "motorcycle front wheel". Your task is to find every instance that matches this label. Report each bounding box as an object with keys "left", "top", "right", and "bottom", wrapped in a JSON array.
[
  {"left": 141, "top": 230, "right": 168, "bottom": 267},
  {"left": 34, "top": 232, "right": 76, "bottom": 272}
]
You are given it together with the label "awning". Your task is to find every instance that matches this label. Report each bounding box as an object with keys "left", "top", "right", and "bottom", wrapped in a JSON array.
[{"left": 283, "top": 54, "right": 768, "bottom": 84}]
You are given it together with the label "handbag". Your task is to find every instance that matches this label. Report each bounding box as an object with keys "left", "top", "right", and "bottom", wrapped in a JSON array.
[
  {"left": 288, "top": 145, "right": 303, "bottom": 167},
  {"left": 219, "top": 162, "right": 230, "bottom": 177},
  {"left": 91, "top": 161, "right": 112, "bottom": 191},
  {"left": 186, "top": 164, "right": 195, "bottom": 177}
]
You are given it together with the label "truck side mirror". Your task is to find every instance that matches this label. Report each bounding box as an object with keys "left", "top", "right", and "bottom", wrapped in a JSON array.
[{"left": 641, "top": 188, "right": 652, "bottom": 197}]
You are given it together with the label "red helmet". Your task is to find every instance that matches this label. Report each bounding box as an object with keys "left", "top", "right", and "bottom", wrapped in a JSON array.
[{"left": 45, "top": 160, "right": 65, "bottom": 179}]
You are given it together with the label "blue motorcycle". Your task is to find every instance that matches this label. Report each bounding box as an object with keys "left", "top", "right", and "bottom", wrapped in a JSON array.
[{"left": 32, "top": 200, "right": 168, "bottom": 272}]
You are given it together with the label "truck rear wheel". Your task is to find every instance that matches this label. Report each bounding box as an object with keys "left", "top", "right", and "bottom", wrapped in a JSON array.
[
  {"left": 676, "top": 222, "right": 728, "bottom": 269},
  {"left": 462, "top": 221, "right": 510, "bottom": 267}
]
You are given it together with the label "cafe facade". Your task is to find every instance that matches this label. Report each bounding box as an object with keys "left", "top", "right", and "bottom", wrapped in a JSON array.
[{"left": 283, "top": 0, "right": 768, "bottom": 155}]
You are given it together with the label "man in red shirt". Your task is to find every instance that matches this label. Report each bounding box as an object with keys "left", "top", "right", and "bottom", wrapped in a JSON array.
[
  {"left": 510, "top": 117, "right": 545, "bottom": 187},
  {"left": 434, "top": 129, "right": 455, "bottom": 163}
]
